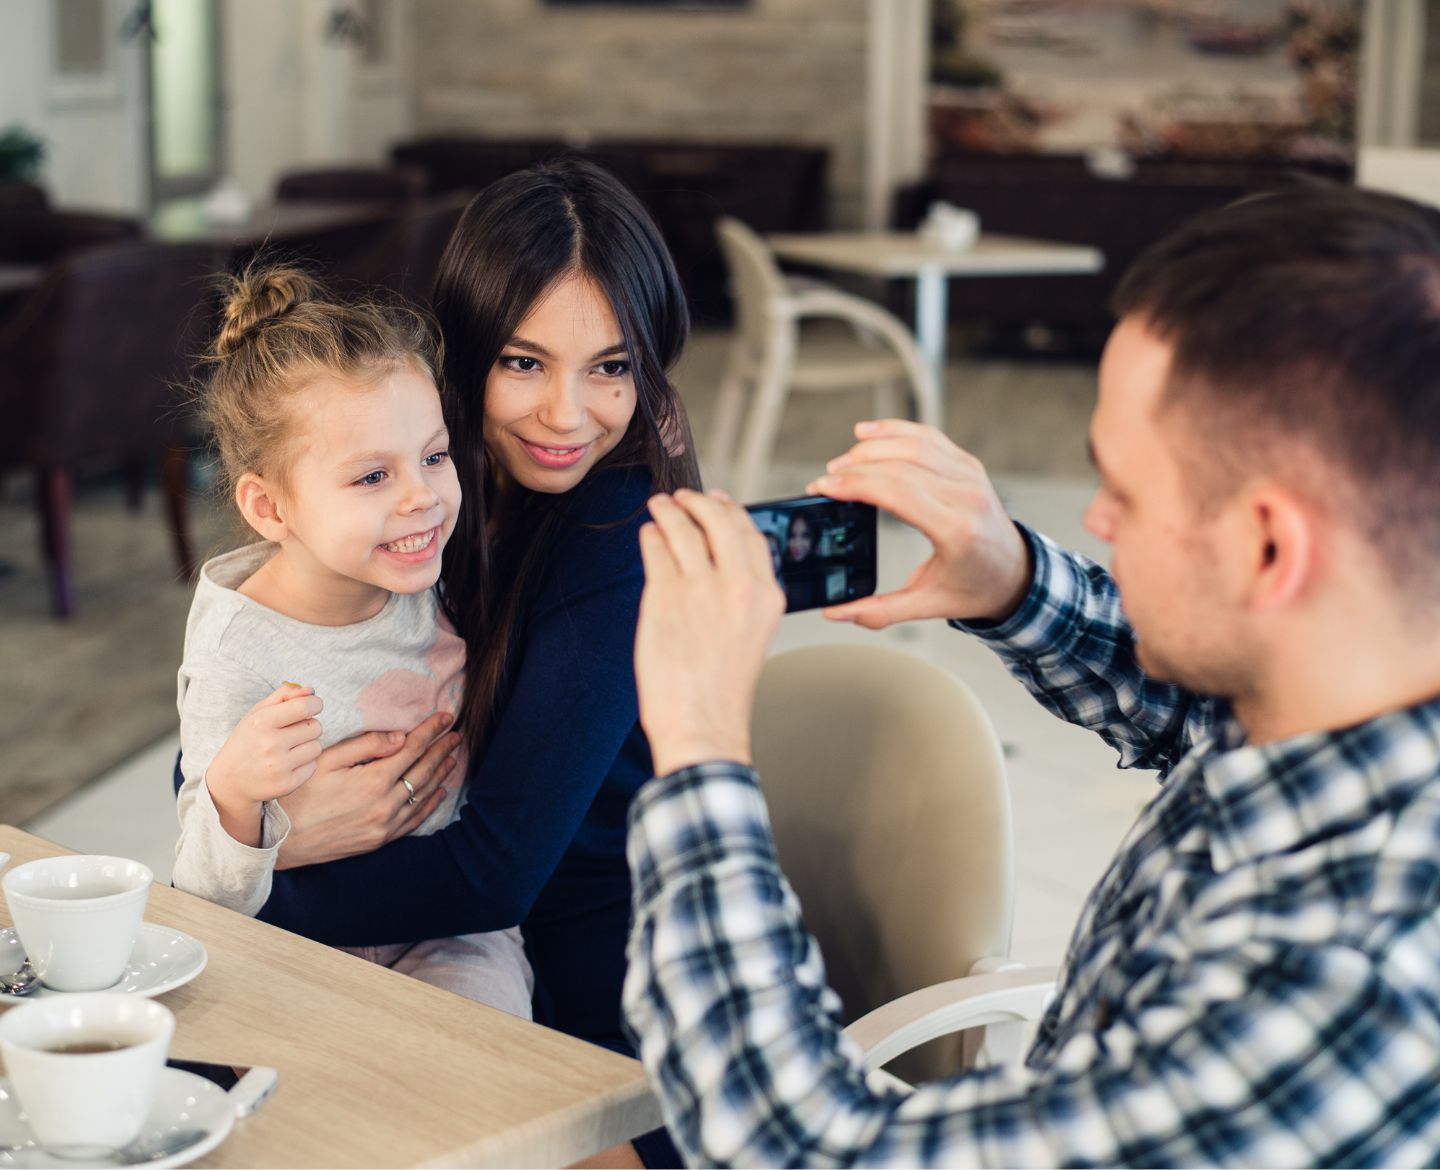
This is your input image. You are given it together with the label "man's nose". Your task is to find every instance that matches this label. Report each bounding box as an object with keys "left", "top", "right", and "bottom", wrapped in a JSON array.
[{"left": 1082, "top": 492, "right": 1113, "bottom": 543}]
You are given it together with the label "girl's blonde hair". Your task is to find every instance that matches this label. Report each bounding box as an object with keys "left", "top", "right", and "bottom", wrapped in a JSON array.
[{"left": 199, "top": 262, "right": 441, "bottom": 499}]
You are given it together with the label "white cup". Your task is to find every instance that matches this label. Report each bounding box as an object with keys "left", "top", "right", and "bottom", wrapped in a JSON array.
[
  {"left": 2, "top": 856, "right": 151, "bottom": 991},
  {"left": 0, "top": 993, "right": 174, "bottom": 1151}
]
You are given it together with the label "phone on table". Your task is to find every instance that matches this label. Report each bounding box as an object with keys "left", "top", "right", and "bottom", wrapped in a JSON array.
[
  {"left": 745, "top": 495, "right": 878, "bottom": 614},
  {"left": 166, "top": 1058, "right": 279, "bottom": 1118}
]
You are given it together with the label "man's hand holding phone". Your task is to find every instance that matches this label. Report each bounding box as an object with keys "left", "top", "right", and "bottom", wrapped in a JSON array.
[{"left": 807, "top": 419, "right": 1033, "bottom": 629}]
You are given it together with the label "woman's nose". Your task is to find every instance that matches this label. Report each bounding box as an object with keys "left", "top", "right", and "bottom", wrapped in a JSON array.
[{"left": 537, "top": 375, "right": 586, "bottom": 434}]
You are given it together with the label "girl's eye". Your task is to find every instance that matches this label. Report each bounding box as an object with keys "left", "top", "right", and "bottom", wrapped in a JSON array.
[
  {"left": 423, "top": 451, "right": 449, "bottom": 467},
  {"left": 501, "top": 355, "right": 540, "bottom": 373},
  {"left": 356, "top": 470, "right": 386, "bottom": 487},
  {"left": 597, "top": 360, "right": 630, "bottom": 378}
]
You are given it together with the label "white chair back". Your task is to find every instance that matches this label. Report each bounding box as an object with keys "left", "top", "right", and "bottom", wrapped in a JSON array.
[
  {"left": 752, "top": 643, "right": 1013, "bottom": 1081},
  {"left": 716, "top": 216, "right": 789, "bottom": 354}
]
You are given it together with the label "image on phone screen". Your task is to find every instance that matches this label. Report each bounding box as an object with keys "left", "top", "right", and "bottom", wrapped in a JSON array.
[{"left": 745, "top": 495, "right": 878, "bottom": 614}]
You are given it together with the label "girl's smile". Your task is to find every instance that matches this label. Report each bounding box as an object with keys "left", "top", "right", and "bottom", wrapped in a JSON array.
[{"left": 378, "top": 525, "right": 443, "bottom": 561}]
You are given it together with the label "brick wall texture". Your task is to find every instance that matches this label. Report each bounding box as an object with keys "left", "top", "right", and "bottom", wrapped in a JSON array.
[{"left": 410, "top": 0, "right": 870, "bottom": 225}]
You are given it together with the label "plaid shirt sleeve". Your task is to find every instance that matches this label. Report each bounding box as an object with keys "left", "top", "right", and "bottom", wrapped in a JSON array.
[
  {"left": 624, "top": 763, "right": 1439, "bottom": 1168},
  {"left": 955, "top": 525, "right": 1222, "bottom": 773}
]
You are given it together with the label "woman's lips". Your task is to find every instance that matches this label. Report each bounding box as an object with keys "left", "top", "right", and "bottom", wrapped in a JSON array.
[{"left": 520, "top": 439, "right": 591, "bottom": 469}]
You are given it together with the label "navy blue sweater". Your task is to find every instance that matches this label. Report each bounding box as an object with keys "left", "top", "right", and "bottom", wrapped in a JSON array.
[{"left": 232, "top": 466, "right": 655, "bottom": 1056}]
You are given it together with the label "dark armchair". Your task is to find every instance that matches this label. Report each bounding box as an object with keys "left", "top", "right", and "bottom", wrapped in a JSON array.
[
  {"left": 0, "top": 181, "right": 49, "bottom": 212},
  {"left": 274, "top": 165, "right": 428, "bottom": 206},
  {"left": 0, "top": 210, "right": 142, "bottom": 265},
  {"left": 340, "top": 194, "right": 469, "bottom": 308},
  {"left": 0, "top": 242, "right": 216, "bottom": 617}
]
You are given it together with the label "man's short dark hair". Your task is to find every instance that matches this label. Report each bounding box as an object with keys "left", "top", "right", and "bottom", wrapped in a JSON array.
[{"left": 1112, "top": 180, "right": 1440, "bottom": 593}]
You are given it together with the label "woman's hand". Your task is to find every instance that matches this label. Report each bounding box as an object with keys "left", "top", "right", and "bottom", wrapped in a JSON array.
[{"left": 275, "top": 711, "right": 462, "bottom": 869}]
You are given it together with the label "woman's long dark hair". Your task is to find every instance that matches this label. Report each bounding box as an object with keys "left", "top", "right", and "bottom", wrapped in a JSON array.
[{"left": 433, "top": 157, "right": 701, "bottom": 757}]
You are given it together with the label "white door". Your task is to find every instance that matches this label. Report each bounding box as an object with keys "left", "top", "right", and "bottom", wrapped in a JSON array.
[{"left": 0, "top": 0, "right": 151, "bottom": 212}]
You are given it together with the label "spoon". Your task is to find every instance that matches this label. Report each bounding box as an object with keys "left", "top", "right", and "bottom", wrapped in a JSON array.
[
  {"left": 0, "top": 961, "right": 39, "bottom": 997},
  {"left": 0, "top": 853, "right": 34, "bottom": 996}
]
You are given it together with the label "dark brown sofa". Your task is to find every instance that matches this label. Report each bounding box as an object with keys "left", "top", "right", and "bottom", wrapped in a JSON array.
[{"left": 390, "top": 136, "right": 829, "bottom": 321}]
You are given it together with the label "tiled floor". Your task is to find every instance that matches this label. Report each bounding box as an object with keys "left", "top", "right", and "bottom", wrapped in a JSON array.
[{"left": 27, "top": 468, "right": 1157, "bottom": 971}]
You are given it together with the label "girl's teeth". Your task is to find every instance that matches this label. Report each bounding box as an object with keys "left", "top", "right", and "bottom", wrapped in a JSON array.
[{"left": 383, "top": 530, "right": 434, "bottom": 553}]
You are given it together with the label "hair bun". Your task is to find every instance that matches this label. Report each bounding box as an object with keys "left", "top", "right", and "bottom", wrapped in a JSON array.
[{"left": 214, "top": 264, "right": 319, "bottom": 358}]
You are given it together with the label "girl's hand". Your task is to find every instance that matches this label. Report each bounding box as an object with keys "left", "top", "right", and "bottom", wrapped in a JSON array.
[
  {"left": 206, "top": 684, "right": 324, "bottom": 845},
  {"left": 275, "top": 711, "right": 460, "bottom": 869}
]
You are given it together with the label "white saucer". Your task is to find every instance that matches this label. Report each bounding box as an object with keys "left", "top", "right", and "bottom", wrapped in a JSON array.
[
  {"left": 0, "top": 925, "right": 207, "bottom": 1000},
  {"left": 0, "top": 1068, "right": 234, "bottom": 1168}
]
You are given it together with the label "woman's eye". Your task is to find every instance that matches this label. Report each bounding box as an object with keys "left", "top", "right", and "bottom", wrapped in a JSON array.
[
  {"left": 501, "top": 355, "right": 540, "bottom": 373},
  {"left": 424, "top": 451, "right": 449, "bottom": 467},
  {"left": 356, "top": 470, "right": 386, "bottom": 487},
  {"left": 597, "top": 360, "right": 630, "bottom": 378}
]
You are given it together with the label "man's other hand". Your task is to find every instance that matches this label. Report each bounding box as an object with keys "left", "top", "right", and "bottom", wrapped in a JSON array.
[{"left": 635, "top": 489, "right": 786, "bottom": 777}]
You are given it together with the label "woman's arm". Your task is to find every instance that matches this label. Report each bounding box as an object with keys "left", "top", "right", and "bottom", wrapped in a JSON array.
[{"left": 258, "top": 474, "right": 651, "bottom": 946}]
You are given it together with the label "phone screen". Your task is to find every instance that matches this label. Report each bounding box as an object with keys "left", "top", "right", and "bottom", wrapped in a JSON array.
[
  {"left": 745, "top": 495, "right": 878, "bottom": 614},
  {"left": 166, "top": 1057, "right": 249, "bottom": 1091}
]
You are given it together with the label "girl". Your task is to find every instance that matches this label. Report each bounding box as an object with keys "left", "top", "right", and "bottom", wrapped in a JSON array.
[
  {"left": 206, "top": 159, "right": 697, "bottom": 1167},
  {"left": 172, "top": 264, "right": 533, "bottom": 1017}
]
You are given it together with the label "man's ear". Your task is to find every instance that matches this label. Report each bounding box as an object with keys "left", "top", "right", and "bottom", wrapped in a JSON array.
[
  {"left": 235, "top": 473, "right": 288, "bottom": 542},
  {"left": 1245, "top": 485, "right": 1316, "bottom": 613}
]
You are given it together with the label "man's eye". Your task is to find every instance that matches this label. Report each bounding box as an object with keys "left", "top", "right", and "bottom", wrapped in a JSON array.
[
  {"left": 356, "top": 470, "right": 385, "bottom": 486},
  {"left": 424, "top": 451, "right": 449, "bottom": 467}
]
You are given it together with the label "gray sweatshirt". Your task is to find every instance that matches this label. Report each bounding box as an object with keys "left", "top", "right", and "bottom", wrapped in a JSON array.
[{"left": 173, "top": 542, "right": 466, "bottom": 914}]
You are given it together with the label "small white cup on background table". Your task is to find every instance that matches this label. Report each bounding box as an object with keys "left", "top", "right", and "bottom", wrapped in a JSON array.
[
  {"left": 0, "top": 993, "right": 174, "bottom": 1151},
  {"left": 2, "top": 855, "right": 151, "bottom": 991}
]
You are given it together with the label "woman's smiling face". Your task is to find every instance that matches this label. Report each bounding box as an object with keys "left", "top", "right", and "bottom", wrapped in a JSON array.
[{"left": 482, "top": 273, "right": 638, "bottom": 494}]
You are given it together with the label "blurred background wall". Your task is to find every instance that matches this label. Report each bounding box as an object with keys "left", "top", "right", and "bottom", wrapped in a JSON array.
[{"left": 410, "top": 0, "right": 871, "bottom": 225}]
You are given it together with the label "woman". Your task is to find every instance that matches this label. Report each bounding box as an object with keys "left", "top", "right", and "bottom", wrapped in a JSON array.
[
  {"left": 199, "top": 159, "right": 697, "bottom": 1167},
  {"left": 779, "top": 510, "right": 825, "bottom": 611}
]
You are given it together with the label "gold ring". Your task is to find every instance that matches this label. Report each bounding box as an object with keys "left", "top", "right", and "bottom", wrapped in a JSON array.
[{"left": 400, "top": 776, "right": 418, "bottom": 805}]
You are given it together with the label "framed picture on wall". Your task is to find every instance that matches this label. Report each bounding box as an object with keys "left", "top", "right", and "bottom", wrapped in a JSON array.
[{"left": 546, "top": 1, "right": 749, "bottom": 7}]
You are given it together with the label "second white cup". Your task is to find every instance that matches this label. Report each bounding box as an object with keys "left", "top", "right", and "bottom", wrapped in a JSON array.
[
  {"left": 2, "top": 855, "right": 151, "bottom": 991},
  {"left": 0, "top": 993, "right": 174, "bottom": 1151}
]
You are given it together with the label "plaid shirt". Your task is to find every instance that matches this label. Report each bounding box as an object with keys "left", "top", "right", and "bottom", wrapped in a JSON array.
[{"left": 623, "top": 528, "right": 1440, "bottom": 1167}]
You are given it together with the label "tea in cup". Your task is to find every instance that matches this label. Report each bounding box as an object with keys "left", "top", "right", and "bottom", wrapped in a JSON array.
[
  {"left": 2, "top": 855, "right": 151, "bottom": 991},
  {"left": 0, "top": 993, "right": 174, "bottom": 1151}
]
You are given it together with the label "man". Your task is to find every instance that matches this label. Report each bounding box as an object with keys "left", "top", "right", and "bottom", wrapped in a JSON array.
[{"left": 622, "top": 183, "right": 1440, "bottom": 1167}]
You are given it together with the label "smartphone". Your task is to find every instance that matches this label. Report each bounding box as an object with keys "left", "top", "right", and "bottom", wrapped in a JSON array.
[
  {"left": 166, "top": 1057, "right": 279, "bottom": 1118},
  {"left": 745, "top": 494, "right": 878, "bottom": 614}
]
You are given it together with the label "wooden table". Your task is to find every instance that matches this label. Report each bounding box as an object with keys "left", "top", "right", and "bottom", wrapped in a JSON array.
[
  {"left": 0, "top": 264, "right": 43, "bottom": 327},
  {"left": 0, "top": 827, "right": 662, "bottom": 1168},
  {"left": 0, "top": 265, "right": 42, "bottom": 299},
  {"left": 768, "top": 230, "right": 1105, "bottom": 389}
]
